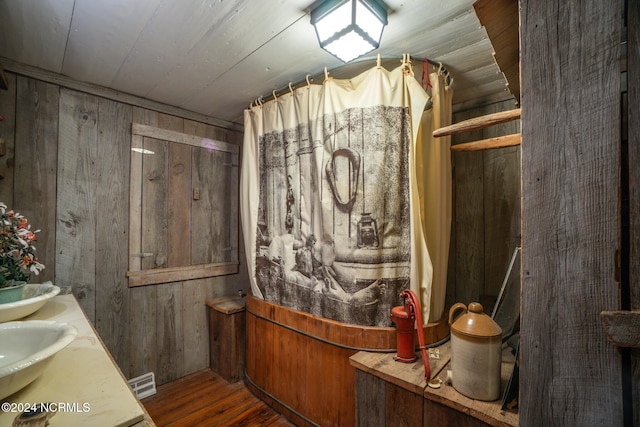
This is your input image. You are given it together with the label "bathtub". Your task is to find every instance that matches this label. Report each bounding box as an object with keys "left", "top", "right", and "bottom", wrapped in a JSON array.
[{"left": 245, "top": 295, "right": 449, "bottom": 427}]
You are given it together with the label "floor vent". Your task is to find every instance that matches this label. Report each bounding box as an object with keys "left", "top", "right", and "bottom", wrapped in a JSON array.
[{"left": 128, "top": 372, "right": 157, "bottom": 400}]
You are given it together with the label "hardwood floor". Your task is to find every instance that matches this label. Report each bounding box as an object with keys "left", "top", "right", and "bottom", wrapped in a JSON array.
[{"left": 142, "top": 369, "right": 296, "bottom": 426}]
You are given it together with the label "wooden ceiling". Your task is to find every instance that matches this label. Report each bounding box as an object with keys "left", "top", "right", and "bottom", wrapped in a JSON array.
[{"left": 0, "top": 0, "right": 517, "bottom": 126}]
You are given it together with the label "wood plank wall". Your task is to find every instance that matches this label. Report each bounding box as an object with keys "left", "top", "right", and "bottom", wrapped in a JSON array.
[
  {"left": 520, "top": 0, "right": 625, "bottom": 425},
  {"left": 629, "top": 2, "right": 640, "bottom": 424},
  {"left": 447, "top": 99, "right": 521, "bottom": 310},
  {"left": 0, "top": 72, "right": 247, "bottom": 385}
]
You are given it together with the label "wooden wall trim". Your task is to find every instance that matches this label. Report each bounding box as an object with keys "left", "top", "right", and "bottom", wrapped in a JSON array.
[
  {"left": 132, "top": 123, "right": 239, "bottom": 153},
  {"left": 127, "top": 262, "right": 238, "bottom": 287},
  {"left": 0, "top": 56, "right": 243, "bottom": 132}
]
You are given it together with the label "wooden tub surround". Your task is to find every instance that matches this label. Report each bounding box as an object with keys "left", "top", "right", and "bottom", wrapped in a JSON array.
[
  {"left": 245, "top": 295, "right": 449, "bottom": 427},
  {"left": 350, "top": 342, "right": 519, "bottom": 426}
]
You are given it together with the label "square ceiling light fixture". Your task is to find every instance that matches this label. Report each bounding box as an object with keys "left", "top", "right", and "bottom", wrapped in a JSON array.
[{"left": 310, "top": 0, "right": 388, "bottom": 63}]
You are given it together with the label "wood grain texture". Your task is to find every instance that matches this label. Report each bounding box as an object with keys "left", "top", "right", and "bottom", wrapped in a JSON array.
[
  {"left": 4, "top": 72, "right": 246, "bottom": 388},
  {"left": 94, "top": 97, "right": 132, "bottom": 377},
  {"left": 127, "top": 256, "right": 238, "bottom": 286},
  {"left": 180, "top": 278, "right": 208, "bottom": 378},
  {"left": 192, "top": 148, "right": 229, "bottom": 263},
  {"left": 13, "top": 76, "right": 58, "bottom": 285},
  {"left": 154, "top": 113, "right": 185, "bottom": 386},
  {"left": 0, "top": 72, "right": 16, "bottom": 204},
  {"left": 246, "top": 297, "right": 358, "bottom": 427},
  {"left": 473, "top": 0, "right": 520, "bottom": 102},
  {"left": 0, "top": 57, "right": 243, "bottom": 131},
  {"left": 628, "top": 2, "right": 640, "bottom": 424},
  {"left": 56, "top": 88, "right": 98, "bottom": 320},
  {"left": 142, "top": 369, "right": 295, "bottom": 427},
  {"left": 355, "top": 370, "right": 386, "bottom": 427},
  {"left": 448, "top": 99, "right": 520, "bottom": 309},
  {"left": 520, "top": 1, "right": 624, "bottom": 425},
  {"left": 351, "top": 345, "right": 518, "bottom": 427},
  {"left": 132, "top": 122, "right": 239, "bottom": 153},
  {"left": 600, "top": 311, "right": 640, "bottom": 348},
  {"left": 451, "top": 108, "right": 485, "bottom": 305},
  {"left": 433, "top": 108, "right": 520, "bottom": 137},
  {"left": 246, "top": 296, "right": 449, "bottom": 427},
  {"left": 207, "top": 297, "right": 245, "bottom": 382},
  {"left": 129, "top": 107, "right": 160, "bottom": 381},
  {"left": 424, "top": 400, "right": 489, "bottom": 427},
  {"left": 156, "top": 281, "right": 184, "bottom": 385},
  {"left": 386, "top": 382, "right": 424, "bottom": 426},
  {"left": 450, "top": 134, "right": 520, "bottom": 152},
  {"left": 141, "top": 134, "right": 168, "bottom": 271},
  {"left": 167, "top": 138, "right": 191, "bottom": 268},
  {"left": 183, "top": 118, "right": 236, "bottom": 379},
  {"left": 481, "top": 105, "right": 521, "bottom": 300}
]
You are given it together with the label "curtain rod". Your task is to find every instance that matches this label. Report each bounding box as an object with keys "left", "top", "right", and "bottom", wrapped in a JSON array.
[{"left": 252, "top": 55, "right": 450, "bottom": 108}]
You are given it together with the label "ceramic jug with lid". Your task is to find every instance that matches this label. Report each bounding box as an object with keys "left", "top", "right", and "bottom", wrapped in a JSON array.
[{"left": 448, "top": 302, "right": 502, "bottom": 401}]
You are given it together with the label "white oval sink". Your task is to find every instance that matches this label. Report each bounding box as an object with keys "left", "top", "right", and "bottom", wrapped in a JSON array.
[
  {"left": 0, "top": 282, "right": 61, "bottom": 323},
  {"left": 0, "top": 320, "right": 78, "bottom": 400}
]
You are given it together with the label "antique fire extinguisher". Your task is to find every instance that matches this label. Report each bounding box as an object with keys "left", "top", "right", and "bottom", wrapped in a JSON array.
[{"left": 390, "top": 289, "right": 431, "bottom": 380}]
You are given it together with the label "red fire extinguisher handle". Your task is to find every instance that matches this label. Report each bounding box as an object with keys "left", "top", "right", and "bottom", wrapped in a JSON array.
[{"left": 400, "top": 289, "right": 431, "bottom": 380}]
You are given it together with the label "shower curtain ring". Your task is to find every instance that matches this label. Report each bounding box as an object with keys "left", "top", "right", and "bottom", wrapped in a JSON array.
[
  {"left": 289, "top": 82, "right": 294, "bottom": 95},
  {"left": 324, "top": 67, "right": 329, "bottom": 80},
  {"left": 273, "top": 90, "right": 278, "bottom": 100},
  {"left": 306, "top": 74, "right": 311, "bottom": 86}
]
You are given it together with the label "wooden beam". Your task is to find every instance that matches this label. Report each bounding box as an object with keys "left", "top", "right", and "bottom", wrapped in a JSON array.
[
  {"left": 600, "top": 311, "right": 640, "bottom": 348},
  {"left": 451, "top": 133, "right": 521, "bottom": 152},
  {"left": 127, "top": 262, "right": 238, "bottom": 287},
  {"left": 473, "top": 0, "right": 520, "bottom": 102},
  {"left": 434, "top": 108, "right": 521, "bottom": 137},
  {"left": 132, "top": 123, "right": 239, "bottom": 154}
]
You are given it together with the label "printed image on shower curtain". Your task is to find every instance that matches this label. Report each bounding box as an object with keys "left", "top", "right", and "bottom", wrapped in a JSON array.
[{"left": 241, "top": 63, "right": 432, "bottom": 327}]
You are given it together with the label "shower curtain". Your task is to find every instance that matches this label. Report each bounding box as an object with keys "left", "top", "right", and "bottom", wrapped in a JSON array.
[
  {"left": 240, "top": 60, "right": 451, "bottom": 327},
  {"left": 417, "top": 71, "right": 454, "bottom": 323}
]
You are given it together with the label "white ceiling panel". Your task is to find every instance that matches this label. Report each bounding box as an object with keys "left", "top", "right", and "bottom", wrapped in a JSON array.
[
  {"left": 0, "top": 0, "right": 515, "bottom": 126},
  {"left": 184, "top": 14, "right": 331, "bottom": 122},
  {"left": 0, "top": 0, "right": 74, "bottom": 72},
  {"left": 62, "top": 0, "right": 163, "bottom": 87},
  {"left": 146, "top": 0, "right": 314, "bottom": 109}
]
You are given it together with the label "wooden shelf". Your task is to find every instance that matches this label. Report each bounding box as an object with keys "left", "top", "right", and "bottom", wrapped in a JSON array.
[
  {"left": 451, "top": 133, "right": 521, "bottom": 152},
  {"left": 434, "top": 108, "right": 521, "bottom": 138}
]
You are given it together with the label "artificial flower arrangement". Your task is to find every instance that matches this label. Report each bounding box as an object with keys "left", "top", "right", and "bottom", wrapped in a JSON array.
[{"left": 0, "top": 202, "right": 44, "bottom": 288}]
